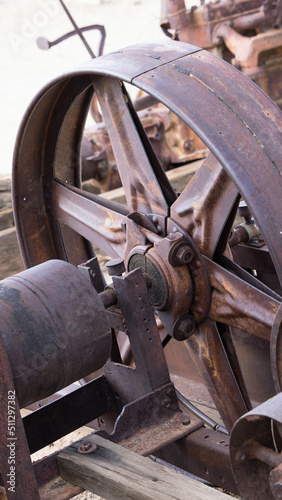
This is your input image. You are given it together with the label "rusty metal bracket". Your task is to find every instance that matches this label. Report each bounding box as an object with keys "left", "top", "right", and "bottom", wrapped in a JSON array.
[
  {"left": 0, "top": 329, "right": 39, "bottom": 499},
  {"left": 230, "top": 393, "right": 282, "bottom": 499},
  {"left": 99, "top": 268, "right": 201, "bottom": 452},
  {"left": 98, "top": 383, "right": 203, "bottom": 456}
]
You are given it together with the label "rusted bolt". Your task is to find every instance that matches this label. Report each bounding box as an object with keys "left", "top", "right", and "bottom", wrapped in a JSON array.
[
  {"left": 234, "top": 451, "right": 247, "bottom": 463},
  {"left": 167, "top": 387, "right": 175, "bottom": 398},
  {"left": 272, "top": 481, "right": 282, "bottom": 498},
  {"left": 176, "top": 246, "right": 193, "bottom": 264},
  {"left": 77, "top": 442, "right": 97, "bottom": 454},
  {"left": 182, "top": 417, "right": 190, "bottom": 426},
  {"left": 170, "top": 243, "right": 194, "bottom": 267},
  {"left": 173, "top": 314, "right": 197, "bottom": 341},
  {"left": 238, "top": 200, "right": 252, "bottom": 221},
  {"left": 178, "top": 318, "right": 196, "bottom": 339},
  {"left": 162, "top": 398, "right": 171, "bottom": 408},
  {"left": 121, "top": 220, "right": 127, "bottom": 233},
  {"left": 184, "top": 140, "right": 193, "bottom": 152}
]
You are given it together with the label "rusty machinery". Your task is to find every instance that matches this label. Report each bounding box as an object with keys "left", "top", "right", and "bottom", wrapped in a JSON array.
[
  {"left": 36, "top": 0, "right": 209, "bottom": 191},
  {"left": 0, "top": 39, "right": 281, "bottom": 498},
  {"left": 86, "top": 0, "right": 282, "bottom": 192},
  {"left": 161, "top": 0, "right": 282, "bottom": 108},
  {"left": 42, "top": 0, "right": 282, "bottom": 193},
  {"left": 39, "top": 1, "right": 282, "bottom": 193}
]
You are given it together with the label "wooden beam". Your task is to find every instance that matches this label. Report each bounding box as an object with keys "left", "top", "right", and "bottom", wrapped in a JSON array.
[
  {"left": 0, "top": 227, "right": 24, "bottom": 280},
  {"left": 0, "top": 207, "right": 13, "bottom": 231},
  {"left": 58, "top": 434, "right": 233, "bottom": 500}
]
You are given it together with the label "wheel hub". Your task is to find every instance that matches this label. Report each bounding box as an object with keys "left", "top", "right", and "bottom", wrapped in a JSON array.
[{"left": 126, "top": 218, "right": 211, "bottom": 340}]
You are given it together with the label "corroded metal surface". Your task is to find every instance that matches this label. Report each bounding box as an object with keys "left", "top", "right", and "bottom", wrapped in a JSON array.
[
  {"left": 5, "top": 39, "right": 282, "bottom": 497},
  {"left": 0, "top": 260, "right": 112, "bottom": 407},
  {"left": 0, "top": 321, "right": 39, "bottom": 498},
  {"left": 161, "top": 0, "right": 282, "bottom": 108},
  {"left": 83, "top": 97, "right": 209, "bottom": 190},
  {"left": 230, "top": 393, "right": 282, "bottom": 499}
]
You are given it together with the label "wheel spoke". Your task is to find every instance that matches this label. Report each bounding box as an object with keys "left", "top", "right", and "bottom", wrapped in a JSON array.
[
  {"left": 93, "top": 75, "right": 171, "bottom": 216},
  {"left": 170, "top": 154, "right": 239, "bottom": 257},
  {"left": 205, "top": 257, "right": 281, "bottom": 340},
  {"left": 185, "top": 318, "right": 248, "bottom": 431},
  {"left": 50, "top": 179, "right": 127, "bottom": 258}
]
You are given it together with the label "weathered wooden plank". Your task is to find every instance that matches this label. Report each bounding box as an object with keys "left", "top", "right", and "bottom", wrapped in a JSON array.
[
  {"left": 58, "top": 434, "right": 232, "bottom": 500},
  {"left": 0, "top": 175, "right": 12, "bottom": 211},
  {"left": 0, "top": 227, "right": 24, "bottom": 280},
  {"left": 0, "top": 176, "right": 11, "bottom": 192},
  {"left": 166, "top": 159, "right": 202, "bottom": 194},
  {"left": 0, "top": 207, "right": 14, "bottom": 231},
  {"left": 0, "top": 191, "right": 12, "bottom": 210}
]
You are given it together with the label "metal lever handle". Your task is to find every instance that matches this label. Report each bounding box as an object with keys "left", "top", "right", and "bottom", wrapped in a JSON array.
[
  {"left": 36, "top": 0, "right": 106, "bottom": 58},
  {"left": 36, "top": 24, "right": 106, "bottom": 57}
]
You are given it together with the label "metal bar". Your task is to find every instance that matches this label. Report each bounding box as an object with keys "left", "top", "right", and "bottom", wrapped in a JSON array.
[
  {"left": 93, "top": 75, "right": 171, "bottom": 216},
  {"left": 50, "top": 179, "right": 127, "bottom": 259},
  {"left": 58, "top": 0, "right": 95, "bottom": 58},
  {"left": 23, "top": 376, "right": 117, "bottom": 454},
  {"left": 157, "top": 426, "right": 239, "bottom": 494},
  {"left": 185, "top": 319, "right": 248, "bottom": 432},
  {"left": 176, "top": 389, "right": 228, "bottom": 435},
  {"left": 133, "top": 94, "right": 159, "bottom": 112},
  {"left": 205, "top": 257, "right": 280, "bottom": 340},
  {"left": 37, "top": 24, "right": 105, "bottom": 55},
  {"left": 148, "top": 454, "right": 214, "bottom": 486},
  {"left": 171, "top": 155, "right": 239, "bottom": 258},
  {"left": 112, "top": 268, "right": 171, "bottom": 392},
  {"left": 0, "top": 334, "right": 39, "bottom": 498}
]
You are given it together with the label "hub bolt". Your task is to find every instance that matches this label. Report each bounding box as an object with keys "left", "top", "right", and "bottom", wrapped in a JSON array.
[
  {"left": 173, "top": 314, "right": 197, "bottom": 341},
  {"left": 169, "top": 243, "right": 194, "bottom": 267},
  {"left": 272, "top": 481, "right": 282, "bottom": 498}
]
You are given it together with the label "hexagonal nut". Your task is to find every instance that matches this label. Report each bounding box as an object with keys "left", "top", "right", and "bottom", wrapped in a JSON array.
[
  {"left": 173, "top": 314, "right": 196, "bottom": 341},
  {"left": 77, "top": 442, "right": 97, "bottom": 454},
  {"left": 270, "top": 463, "right": 282, "bottom": 499},
  {"left": 176, "top": 246, "right": 194, "bottom": 265},
  {"left": 170, "top": 243, "right": 194, "bottom": 267},
  {"left": 271, "top": 481, "right": 282, "bottom": 499}
]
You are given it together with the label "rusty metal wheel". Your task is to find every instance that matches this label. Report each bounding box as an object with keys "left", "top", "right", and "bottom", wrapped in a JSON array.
[
  {"left": 230, "top": 393, "right": 282, "bottom": 499},
  {"left": 13, "top": 40, "right": 282, "bottom": 435}
]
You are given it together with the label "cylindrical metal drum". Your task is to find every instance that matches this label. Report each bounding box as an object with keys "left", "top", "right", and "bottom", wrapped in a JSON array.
[{"left": 0, "top": 260, "right": 111, "bottom": 408}]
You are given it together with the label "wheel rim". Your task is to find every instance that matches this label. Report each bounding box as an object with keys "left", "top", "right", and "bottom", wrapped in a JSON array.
[{"left": 12, "top": 39, "right": 282, "bottom": 431}]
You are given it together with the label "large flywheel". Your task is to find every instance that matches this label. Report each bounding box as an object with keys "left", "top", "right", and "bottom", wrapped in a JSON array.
[{"left": 12, "top": 39, "right": 282, "bottom": 496}]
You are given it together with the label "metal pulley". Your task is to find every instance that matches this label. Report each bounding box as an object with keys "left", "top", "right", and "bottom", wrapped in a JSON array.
[
  {"left": 230, "top": 393, "right": 282, "bottom": 499},
  {"left": 0, "top": 260, "right": 112, "bottom": 408}
]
